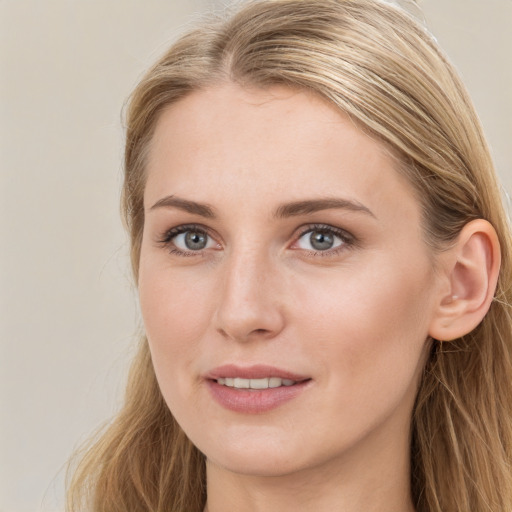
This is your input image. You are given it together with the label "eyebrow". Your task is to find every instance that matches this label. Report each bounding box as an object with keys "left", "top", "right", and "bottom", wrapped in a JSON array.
[
  {"left": 149, "top": 196, "right": 215, "bottom": 218},
  {"left": 149, "top": 195, "right": 375, "bottom": 219},
  {"left": 274, "top": 198, "right": 375, "bottom": 219}
]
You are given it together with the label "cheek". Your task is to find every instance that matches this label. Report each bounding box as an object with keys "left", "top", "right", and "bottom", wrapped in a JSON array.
[
  {"left": 138, "top": 261, "right": 217, "bottom": 420},
  {"left": 139, "top": 257, "right": 212, "bottom": 334},
  {"left": 138, "top": 257, "right": 217, "bottom": 379},
  {"left": 293, "top": 255, "right": 434, "bottom": 385}
]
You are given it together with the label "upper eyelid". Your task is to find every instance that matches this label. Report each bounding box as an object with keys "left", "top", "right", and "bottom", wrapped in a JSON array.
[
  {"left": 159, "top": 222, "right": 350, "bottom": 237},
  {"left": 158, "top": 223, "right": 215, "bottom": 242},
  {"left": 294, "top": 223, "right": 354, "bottom": 240}
]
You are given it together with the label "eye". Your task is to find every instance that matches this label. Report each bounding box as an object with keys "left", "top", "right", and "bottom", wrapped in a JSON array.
[
  {"left": 174, "top": 230, "right": 212, "bottom": 251},
  {"left": 293, "top": 225, "right": 352, "bottom": 253},
  {"left": 158, "top": 225, "right": 218, "bottom": 255}
]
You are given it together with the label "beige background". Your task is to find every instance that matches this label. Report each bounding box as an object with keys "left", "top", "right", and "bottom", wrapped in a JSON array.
[{"left": 1, "top": 1, "right": 510, "bottom": 511}]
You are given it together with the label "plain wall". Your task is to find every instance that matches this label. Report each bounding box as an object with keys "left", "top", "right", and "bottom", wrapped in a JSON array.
[{"left": 1, "top": 1, "right": 510, "bottom": 511}]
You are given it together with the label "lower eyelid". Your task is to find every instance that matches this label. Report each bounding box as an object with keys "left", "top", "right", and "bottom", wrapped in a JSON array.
[{"left": 168, "top": 247, "right": 208, "bottom": 257}]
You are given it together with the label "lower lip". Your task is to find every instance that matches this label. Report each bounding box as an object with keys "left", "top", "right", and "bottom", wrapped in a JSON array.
[{"left": 206, "top": 380, "right": 310, "bottom": 414}]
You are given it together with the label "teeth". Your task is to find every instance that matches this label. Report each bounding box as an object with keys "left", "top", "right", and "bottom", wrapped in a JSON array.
[
  {"left": 216, "top": 377, "right": 298, "bottom": 389},
  {"left": 269, "top": 377, "right": 281, "bottom": 388},
  {"left": 234, "top": 377, "right": 250, "bottom": 389}
]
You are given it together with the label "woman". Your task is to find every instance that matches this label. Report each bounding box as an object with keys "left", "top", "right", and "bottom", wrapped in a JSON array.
[{"left": 67, "top": 0, "right": 512, "bottom": 511}]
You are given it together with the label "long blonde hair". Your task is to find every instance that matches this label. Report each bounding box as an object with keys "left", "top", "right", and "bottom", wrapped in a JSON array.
[{"left": 67, "top": 1, "right": 512, "bottom": 510}]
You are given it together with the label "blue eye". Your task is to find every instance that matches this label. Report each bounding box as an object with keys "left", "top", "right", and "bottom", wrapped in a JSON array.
[
  {"left": 173, "top": 230, "right": 211, "bottom": 251},
  {"left": 160, "top": 225, "right": 217, "bottom": 254},
  {"left": 159, "top": 223, "right": 353, "bottom": 256},
  {"left": 295, "top": 226, "right": 348, "bottom": 252}
]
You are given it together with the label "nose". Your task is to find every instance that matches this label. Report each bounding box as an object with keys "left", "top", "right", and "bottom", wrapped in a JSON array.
[{"left": 213, "top": 248, "right": 286, "bottom": 343}]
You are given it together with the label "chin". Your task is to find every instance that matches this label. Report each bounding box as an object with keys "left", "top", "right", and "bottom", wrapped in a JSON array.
[
  {"left": 197, "top": 425, "right": 331, "bottom": 478},
  {"left": 207, "top": 449, "right": 305, "bottom": 478}
]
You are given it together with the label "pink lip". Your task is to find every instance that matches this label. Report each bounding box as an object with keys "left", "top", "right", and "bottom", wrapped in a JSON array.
[
  {"left": 204, "top": 365, "right": 311, "bottom": 414},
  {"left": 205, "top": 364, "right": 309, "bottom": 381}
]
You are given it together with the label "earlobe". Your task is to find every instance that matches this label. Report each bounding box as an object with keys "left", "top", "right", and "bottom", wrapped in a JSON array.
[{"left": 429, "top": 219, "right": 501, "bottom": 341}]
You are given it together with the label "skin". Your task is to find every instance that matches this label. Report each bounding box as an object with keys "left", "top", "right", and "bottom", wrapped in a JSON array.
[{"left": 138, "top": 83, "right": 449, "bottom": 512}]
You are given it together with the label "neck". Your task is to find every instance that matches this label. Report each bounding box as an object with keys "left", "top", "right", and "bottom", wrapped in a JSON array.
[{"left": 204, "top": 421, "right": 415, "bottom": 512}]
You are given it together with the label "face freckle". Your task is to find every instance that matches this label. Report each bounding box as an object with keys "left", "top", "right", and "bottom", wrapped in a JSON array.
[{"left": 138, "top": 82, "right": 441, "bottom": 480}]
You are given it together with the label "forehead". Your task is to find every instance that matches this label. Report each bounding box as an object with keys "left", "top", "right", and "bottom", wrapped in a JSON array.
[{"left": 145, "top": 83, "right": 420, "bottom": 224}]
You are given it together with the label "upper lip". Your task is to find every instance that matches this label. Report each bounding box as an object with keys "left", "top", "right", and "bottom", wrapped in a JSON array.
[{"left": 205, "top": 364, "right": 310, "bottom": 381}]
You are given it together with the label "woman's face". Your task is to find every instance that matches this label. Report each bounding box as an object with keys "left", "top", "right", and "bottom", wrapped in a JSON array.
[{"left": 139, "top": 84, "right": 442, "bottom": 477}]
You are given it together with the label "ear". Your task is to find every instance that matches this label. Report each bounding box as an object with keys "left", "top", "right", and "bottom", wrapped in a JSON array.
[{"left": 429, "top": 219, "right": 501, "bottom": 341}]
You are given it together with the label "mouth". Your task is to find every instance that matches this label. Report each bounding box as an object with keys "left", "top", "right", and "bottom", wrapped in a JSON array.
[
  {"left": 205, "top": 365, "right": 311, "bottom": 413},
  {"left": 216, "top": 377, "right": 301, "bottom": 389}
]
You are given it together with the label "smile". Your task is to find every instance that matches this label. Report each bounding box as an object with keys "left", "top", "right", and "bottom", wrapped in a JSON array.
[
  {"left": 216, "top": 377, "right": 297, "bottom": 389},
  {"left": 205, "top": 366, "right": 311, "bottom": 413}
]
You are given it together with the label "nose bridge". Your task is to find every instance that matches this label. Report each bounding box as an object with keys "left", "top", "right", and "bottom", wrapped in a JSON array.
[
  {"left": 227, "top": 244, "right": 265, "bottom": 298},
  {"left": 214, "top": 242, "right": 284, "bottom": 341}
]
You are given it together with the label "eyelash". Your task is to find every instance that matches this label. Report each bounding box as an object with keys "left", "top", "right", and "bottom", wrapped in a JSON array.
[
  {"left": 157, "top": 224, "right": 214, "bottom": 257},
  {"left": 294, "top": 223, "right": 356, "bottom": 257},
  {"left": 156, "top": 223, "right": 356, "bottom": 257}
]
